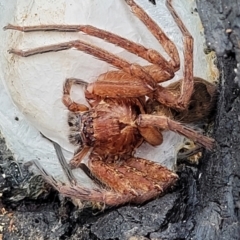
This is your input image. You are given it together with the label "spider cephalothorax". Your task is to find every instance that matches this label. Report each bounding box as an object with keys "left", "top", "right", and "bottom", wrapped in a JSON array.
[{"left": 5, "top": 0, "right": 216, "bottom": 206}]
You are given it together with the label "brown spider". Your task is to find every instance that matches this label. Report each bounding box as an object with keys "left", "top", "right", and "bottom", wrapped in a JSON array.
[{"left": 4, "top": 0, "right": 216, "bottom": 206}]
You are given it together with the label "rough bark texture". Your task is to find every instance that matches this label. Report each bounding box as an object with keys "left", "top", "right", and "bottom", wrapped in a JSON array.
[{"left": 1, "top": 0, "right": 240, "bottom": 239}]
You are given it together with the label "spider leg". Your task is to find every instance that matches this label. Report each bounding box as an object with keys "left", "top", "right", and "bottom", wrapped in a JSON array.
[
  {"left": 125, "top": 0, "right": 195, "bottom": 111},
  {"left": 53, "top": 142, "right": 77, "bottom": 184},
  {"left": 4, "top": 23, "right": 174, "bottom": 83},
  {"left": 125, "top": 157, "right": 178, "bottom": 186},
  {"left": 63, "top": 78, "right": 89, "bottom": 112},
  {"left": 88, "top": 152, "right": 178, "bottom": 204},
  {"left": 125, "top": 0, "right": 180, "bottom": 71},
  {"left": 9, "top": 40, "right": 158, "bottom": 94},
  {"left": 9, "top": 40, "right": 177, "bottom": 100},
  {"left": 86, "top": 71, "right": 157, "bottom": 98},
  {"left": 137, "top": 114, "right": 214, "bottom": 150},
  {"left": 155, "top": 0, "right": 193, "bottom": 111},
  {"left": 31, "top": 159, "right": 107, "bottom": 203},
  {"left": 69, "top": 146, "right": 91, "bottom": 169},
  {"left": 167, "top": 0, "right": 194, "bottom": 110},
  {"left": 32, "top": 145, "right": 153, "bottom": 206}
]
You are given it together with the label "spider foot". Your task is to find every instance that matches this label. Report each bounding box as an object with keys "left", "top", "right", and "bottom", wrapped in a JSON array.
[
  {"left": 8, "top": 48, "right": 25, "bottom": 56},
  {"left": 3, "top": 24, "right": 19, "bottom": 31}
]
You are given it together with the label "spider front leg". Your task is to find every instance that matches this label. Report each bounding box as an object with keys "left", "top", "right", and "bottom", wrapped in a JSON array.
[{"left": 61, "top": 78, "right": 95, "bottom": 168}]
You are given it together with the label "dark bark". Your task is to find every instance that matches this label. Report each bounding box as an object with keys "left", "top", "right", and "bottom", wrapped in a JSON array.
[{"left": 1, "top": 0, "right": 240, "bottom": 239}]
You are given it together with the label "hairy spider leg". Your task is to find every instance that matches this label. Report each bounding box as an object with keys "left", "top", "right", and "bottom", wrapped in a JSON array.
[
  {"left": 137, "top": 114, "right": 214, "bottom": 150},
  {"left": 32, "top": 142, "right": 178, "bottom": 205},
  {"left": 166, "top": 0, "right": 193, "bottom": 110},
  {"left": 4, "top": 22, "right": 175, "bottom": 82},
  {"left": 125, "top": 0, "right": 180, "bottom": 71},
  {"left": 31, "top": 158, "right": 124, "bottom": 205},
  {"left": 88, "top": 152, "right": 178, "bottom": 204},
  {"left": 8, "top": 39, "right": 160, "bottom": 95},
  {"left": 125, "top": 0, "right": 194, "bottom": 111},
  {"left": 63, "top": 78, "right": 89, "bottom": 112}
]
